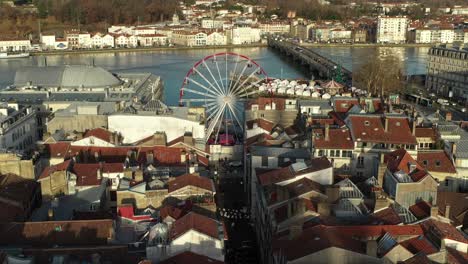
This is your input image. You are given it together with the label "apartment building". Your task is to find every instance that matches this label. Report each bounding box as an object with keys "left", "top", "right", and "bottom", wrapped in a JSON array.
[
  {"left": 426, "top": 46, "right": 468, "bottom": 101},
  {"left": 376, "top": 16, "right": 408, "bottom": 44}
]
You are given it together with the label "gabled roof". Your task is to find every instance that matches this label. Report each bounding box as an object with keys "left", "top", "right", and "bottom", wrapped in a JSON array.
[
  {"left": 83, "top": 128, "right": 113, "bottom": 143},
  {"left": 400, "top": 235, "right": 438, "bottom": 255},
  {"left": 46, "top": 142, "right": 71, "bottom": 158},
  {"left": 72, "top": 163, "right": 102, "bottom": 186},
  {"left": 159, "top": 251, "right": 224, "bottom": 264},
  {"left": 246, "top": 118, "right": 275, "bottom": 132},
  {"left": 313, "top": 127, "right": 354, "bottom": 149},
  {"left": 38, "top": 160, "right": 72, "bottom": 180},
  {"left": 0, "top": 220, "right": 113, "bottom": 247},
  {"left": 436, "top": 191, "right": 468, "bottom": 226},
  {"left": 159, "top": 204, "right": 189, "bottom": 221},
  {"left": 385, "top": 149, "right": 429, "bottom": 182},
  {"left": 273, "top": 225, "right": 366, "bottom": 261},
  {"left": 409, "top": 201, "right": 431, "bottom": 220},
  {"left": 333, "top": 98, "right": 359, "bottom": 113},
  {"left": 246, "top": 97, "right": 286, "bottom": 111},
  {"left": 417, "top": 150, "right": 457, "bottom": 174},
  {"left": 370, "top": 207, "right": 402, "bottom": 225},
  {"left": 415, "top": 127, "right": 437, "bottom": 139},
  {"left": 421, "top": 218, "right": 468, "bottom": 244},
  {"left": 348, "top": 115, "right": 417, "bottom": 145},
  {"left": 256, "top": 157, "right": 332, "bottom": 186},
  {"left": 170, "top": 212, "right": 220, "bottom": 240},
  {"left": 168, "top": 174, "right": 214, "bottom": 193}
]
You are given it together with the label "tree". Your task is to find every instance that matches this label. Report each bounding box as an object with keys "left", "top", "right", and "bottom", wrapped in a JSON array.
[{"left": 353, "top": 55, "right": 404, "bottom": 97}]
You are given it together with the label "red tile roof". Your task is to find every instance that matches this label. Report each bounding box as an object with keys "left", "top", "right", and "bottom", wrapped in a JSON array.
[
  {"left": 72, "top": 163, "right": 102, "bottom": 186},
  {"left": 159, "top": 205, "right": 189, "bottom": 221},
  {"left": 246, "top": 118, "right": 275, "bottom": 132},
  {"left": 334, "top": 98, "right": 359, "bottom": 113},
  {"left": 400, "top": 236, "right": 438, "bottom": 255},
  {"left": 138, "top": 146, "right": 184, "bottom": 165},
  {"left": 83, "top": 128, "right": 114, "bottom": 143},
  {"left": 409, "top": 201, "right": 431, "bottom": 219},
  {"left": 348, "top": 115, "right": 417, "bottom": 145},
  {"left": 421, "top": 219, "right": 468, "bottom": 244},
  {"left": 46, "top": 142, "right": 71, "bottom": 158},
  {"left": 385, "top": 149, "right": 429, "bottom": 182},
  {"left": 101, "top": 163, "right": 124, "bottom": 173},
  {"left": 257, "top": 157, "right": 332, "bottom": 186},
  {"left": 447, "top": 247, "right": 468, "bottom": 264},
  {"left": 38, "top": 160, "right": 72, "bottom": 180},
  {"left": 273, "top": 225, "right": 366, "bottom": 261},
  {"left": 0, "top": 220, "right": 113, "bottom": 247},
  {"left": 370, "top": 207, "right": 402, "bottom": 225},
  {"left": 415, "top": 127, "right": 437, "bottom": 139},
  {"left": 170, "top": 212, "right": 220, "bottom": 240},
  {"left": 436, "top": 192, "right": 468, "bottom": 226},
  {"left": 160, "top": 251, "right": 224, "bottom": 264},
  {"left": 417, "top": 151, "right": 457, "bottom": 174},
  {"left": 168, "top": 174, "right": 214, "bottom": 193},
  {"left": 313, "top": 128, "right": 354, "bottom": 149}
]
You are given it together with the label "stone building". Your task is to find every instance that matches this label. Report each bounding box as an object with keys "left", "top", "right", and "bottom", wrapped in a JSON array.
[{"left": 426, "top": 46, "right": 468, "bottom": 102}]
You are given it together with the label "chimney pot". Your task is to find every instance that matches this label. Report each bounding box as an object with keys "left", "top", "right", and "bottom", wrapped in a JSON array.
[
  {"left": 445, "top": 205, "right": 451, "bottom": 218},
  {"left": 430, "top": 206, "right": 439, "bottom": 217},
  {"left": 445, "top": 112, "right": 452, "bottom": 121},
  {"left": 325, "top": 123, "right": 330, "bottom": 141},
  {"left": 384, "top": 117, "right": 389, "bottom": 132}
]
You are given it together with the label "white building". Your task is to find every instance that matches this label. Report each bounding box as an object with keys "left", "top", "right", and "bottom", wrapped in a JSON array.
[
  {"left": 133, "top": 27, "right": 156, "bottom": 36},
  {"left": 0, "top": 103, "right": 38, "bottom": 153},
  {"left": 40, "top": 35, "right": 56, "bottom": 50},
  {"left": 258, "top": 22, "right": 290, "bottom": 35},
  {"left": 377, "top": 16, "right": 408, "bottom": 44},
  {"left": 413, "top": 28, "right": 456, "bottom": 44},
  {"left": 78, "top": 33, "right": 92, "bottom": 48},
  {"left": 172, "top": 31, "right": 207, "bottom": 46},
  {"left": 227, "top": 26, "right": 261, "bottom": 45},
  {"left": 201, "top": 19, "right": 226, "bottom": 29},
  {"left": 138, "top": 34, "right": 168, "bottom": 47},
  {"left": 329, "top": 29, "right": 353, "bottom": 43},
  {"left": 0, "top": 39, "right": 31, "bottom": 52},
  {"left": 108, "top": 25, "right": 134, "bottom": 35},
  {"left": 206, "top": 31, "right": 227, "bottom": 45},
  {"left": 114, "top": 34, "right": 138, "bottom": 48}
]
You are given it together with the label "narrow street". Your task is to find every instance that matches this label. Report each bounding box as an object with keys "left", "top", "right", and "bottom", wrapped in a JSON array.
[{"left": 214, "top": 159, "right": 259, "bottom": 264}]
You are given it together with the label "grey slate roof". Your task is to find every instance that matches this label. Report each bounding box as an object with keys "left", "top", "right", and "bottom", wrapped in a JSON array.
[{"left": 14, "top": 65, "right": 122, "bottom": 88}]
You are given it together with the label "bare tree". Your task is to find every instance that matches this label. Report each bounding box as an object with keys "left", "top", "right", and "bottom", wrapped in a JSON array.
[{"left": 353, "top": 55, "right": 404, "bottom": 97}]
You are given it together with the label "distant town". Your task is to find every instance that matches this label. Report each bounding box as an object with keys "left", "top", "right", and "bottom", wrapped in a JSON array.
[
  {"left": 1, "top": 0, "right": 468, "bottom": 53},
  {"left": 0, "top": 1, "right": 467, "bottom": 264}
]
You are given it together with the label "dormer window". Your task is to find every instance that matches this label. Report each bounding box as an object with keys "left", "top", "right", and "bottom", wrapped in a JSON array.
[
  {"left": 435, "top": 160, "right": 441, "bottom": 167},
  {"left": 364, "top": 121, "right": 370, "bottom": 126},
  {"left": 396, "top": 122, "right": 401, "bottom": 126},
  {"left": 422, "top": 160, "right": 428, "bottom": 166}
]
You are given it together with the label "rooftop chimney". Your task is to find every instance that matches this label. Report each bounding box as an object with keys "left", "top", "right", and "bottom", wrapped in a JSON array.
[
  {"left": 452, "top": 142, "right": 457, "bottom": 156},
  {"left": 384, "top": 117, "right": 389, "bottom": 132},
  {"left": 445, "top": 205, "right": 451, "bottom": 218},
  {"left": 325, "top": 123, "right": 330, "bottom": 141},
  {"left": 430, "top": 206, "right": 439, "bottom": 217},
  {"left": 445, "top": 112, "right": 452, "bottom": 121},
  {"left": 412, "top": 121, "right": 416, "bottom": 136}
]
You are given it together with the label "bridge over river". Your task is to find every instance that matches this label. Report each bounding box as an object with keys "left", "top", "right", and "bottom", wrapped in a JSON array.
[{"left": 268, "top": 37, "right": 353, "bottom": 83}]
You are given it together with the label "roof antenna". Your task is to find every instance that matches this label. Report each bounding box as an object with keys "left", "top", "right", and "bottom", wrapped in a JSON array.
[{"left": 44, "top": 57, "right": 47, "bottom": 67}]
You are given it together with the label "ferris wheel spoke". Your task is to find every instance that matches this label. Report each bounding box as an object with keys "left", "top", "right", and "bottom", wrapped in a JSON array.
[
  {"left": 227, "top": 54, "right": 240, "bottom": 92},
  {"left": 193, "top": 68, "right": 224, "bottom": 96},
  {"left": 202, "top": 60, "right": 224, "bottom": 95},
  {"left": 231, "top": 67, "right": 262, "bottom": 96},
  {"left": 235, "top": 79, "right": 263, "bottom": 98},
  {"left": 182, "top": 98, "right": 216, "bottom": 103},
  {"left": 226, "top": 103, "right": 244, "bottom": 136},
  {"left": 237, "top": 89, "right": 262, "bottom": 98},
  {"left": 225, "top": 53, "right": 229, "bottom": 93},
  {"left": 186, "top": 78, "right": 220, "bottom": 97},
  {"left": 214, "top": 56, "right": 226, "bottom": 93},
  {"left": 206, "top": 103, "right": 226, "bottom": 142},
  {"left": 229, "top": 63, "right": 249, "bottom": 95},
  {"left": 182, "top": 87, "right": 217, "bottom": 99}
]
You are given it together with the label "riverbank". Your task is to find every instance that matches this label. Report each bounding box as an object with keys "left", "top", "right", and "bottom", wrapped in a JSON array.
[
  {"left": 30, "top": 42, "right": 434, "bottom": 56},
  {"left": 300, "top": 43, "right": 434, "bottom": 48},
  {"left": 31, "top": 43, "right": 269, "bottom": 56}
]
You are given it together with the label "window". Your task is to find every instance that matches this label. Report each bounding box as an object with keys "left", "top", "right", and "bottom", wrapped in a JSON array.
[
  {"left": 364, "top": 121, "right": 370, "bottom": 126},
  {"left": 357, "top": 156, "right": 364, "bottom": 166},
  {"left": 261, "top": 156, "right": 268, "bottom": 167},
  {"left": 330, "top": 150, "right": 335, "bottom": 157},
  {"left": 318, "top": 150, "right": 324, "bottom": 156},
  {"left": 423, "top": 160, "right": 428, "bottom": 166},
  {"left": 435, "top": 160, "right": 441, "bottom": 167}
]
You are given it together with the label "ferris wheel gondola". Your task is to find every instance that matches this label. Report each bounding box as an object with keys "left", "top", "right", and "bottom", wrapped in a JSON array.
[{"left": 179, "top": 52, "right": 269, "bottom": 144}]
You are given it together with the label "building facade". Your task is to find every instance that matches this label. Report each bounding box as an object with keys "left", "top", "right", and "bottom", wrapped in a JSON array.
[
  {"left": 376, "top": 16, "right": 408, "bottom": 44},
  {"left": 426, "top": 46, "right": 468, "bottom": 102}
]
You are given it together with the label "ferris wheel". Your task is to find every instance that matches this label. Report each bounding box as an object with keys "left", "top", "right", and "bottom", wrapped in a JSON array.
[{"left": 179, "top": 52, "right": 269, "bottom": 145}]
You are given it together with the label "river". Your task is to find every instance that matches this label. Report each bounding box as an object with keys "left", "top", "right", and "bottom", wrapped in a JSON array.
[{"left": 0, "top": 46, "right": 429, "bottom": 105}]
